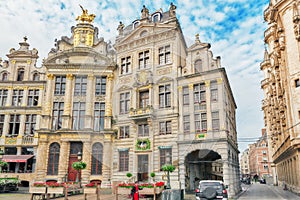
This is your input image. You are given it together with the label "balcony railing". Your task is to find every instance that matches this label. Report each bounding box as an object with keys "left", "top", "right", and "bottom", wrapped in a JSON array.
[{"left": 129, "top": 106, "right": 153, "bottom": 121}]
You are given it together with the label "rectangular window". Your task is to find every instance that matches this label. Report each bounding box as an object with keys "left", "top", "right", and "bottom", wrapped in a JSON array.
[
  {"left": 25, "top": 114, "right": 36, "bottom": 135},
  {"left": 183, "top": 115, "right": 190, "bottom": 133},
  {"left": 94, "top": 102, "right": 105, "bottom": 131},
  {"left": 159, "top": 84, "right": 171, "bottom": 108},
  {"left": 74, "top": 76, "right": 87, "bottom": 96},
  {"left": 0, "top": 115, "right": 4, "bottom": 136},
  {"left": 121, "top": 56, "right": 131, "bottom": 74},
  {"left": 54, "top": 76, "right": 66, "bottom": 95},
  {"left": 27, "top": 89, "right": 39, "bottom": 106},
  {"left": 139, "top": 90, "right": 149, "bottom": 108},
  {"left": 195, "top": 114, "right": 200, "bottom": 133},
  {"left": 210, "top": 81, "right": 218, "bottom": 101},
  {"left": 183, "top": 86, "right": 189, "bottom": 105},
  {"left": 212, "top": 111, "right": 219, "bottom": 130},
  {"left": 52, "top": 102, "right": 64, "bottom": 130},
  {"left": 159, "top": 45, "right": 171, "bottom": 65},
  {"left": 139, "top": 50, "right": 150, "bottom": 69},
  {"left": 119, "top": 126, "right": 130, "bottom": 139},
  {"left": 160, "top": 148, "right": 172, "bottom": 170},
  {"left": 95, "top": 76, "right": 106, "bottom": 95},
  {"left": 9, "top": 114, "right": 20, "bottom": 136},
  {"left": 73, "top": 102, "right": 86, "bottom": 130},
  {"left": 120, "top": 92, "right": 130, "bottom": 114},
  {"left": 159, "top": 121, "right": 172, "bottom": 135},
  {"left": 263, "top": 164, "right": 268, "bottom": 170},
  {"left": 138, "top": 124, "right": 149, "bottom": 137},
  {"left": 201, "top": 113, "right": 207, "bottom": 131},
  {"left": 119, "top": 150, "right": 129, "bottom": 171},
  {"left": 12, "top": 89, "right": 24, "bottom": 106},
  {"left": 193, "top": 83, "right": 206, "bottom": 104},
  {"left": 0, "top": 89, "right": 8, "bottom": 106}
]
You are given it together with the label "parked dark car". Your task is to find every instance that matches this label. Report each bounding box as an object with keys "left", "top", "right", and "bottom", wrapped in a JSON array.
[
  {"left": 260, "top": 178, "right": 266, "bottom": 184},
  {"left": 195, "top": 180, "right": 228, "bottom": 200}
]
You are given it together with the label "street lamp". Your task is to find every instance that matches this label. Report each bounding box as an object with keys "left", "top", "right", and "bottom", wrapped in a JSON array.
[
  {"left": 77, "top": 151, "right": 82, "bottom": 161},
  {"left": 77, "top": 151, "right": 82, "bottom": 186}
]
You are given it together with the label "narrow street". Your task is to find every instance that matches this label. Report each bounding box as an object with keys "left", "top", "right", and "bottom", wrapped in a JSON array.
[{"left": 237, "top": 183, "right": 300, "bottom": 200}]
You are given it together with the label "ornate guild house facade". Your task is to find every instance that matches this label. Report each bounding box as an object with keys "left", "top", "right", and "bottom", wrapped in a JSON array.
[
  {"left": 0, "top": 4, "right": 240, "bottom": 197},
  {"left": 262, "top": 0, "right": 300, "bottom": 193}
]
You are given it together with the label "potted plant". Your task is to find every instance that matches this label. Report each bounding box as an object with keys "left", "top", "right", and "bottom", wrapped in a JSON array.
[
  {"left": 72, "top": 161, "right": 87, "bottom": 186},
  {"left": 150, "top": 172, "right": 155, "bottom": 182},
  {"left": 0, "top": 161, "right": 8, "bottom": 173},
  {"left": 117, "top": 182, "right": 134, "bottom": 194},
  {"left": 46, "top": 182, "right": 65, "bottom": 194},
  {"left": 83, "top": 182, "right": 97, "bottom": 194},
  {"left": 162, "top": 164, "right": 175, "bottom": 189},
  {"left": 126, "top": 172, "right": 133, "bottom": 182},
  {"left": 30, "top": 182, "right": 47, "bottom": 194}
]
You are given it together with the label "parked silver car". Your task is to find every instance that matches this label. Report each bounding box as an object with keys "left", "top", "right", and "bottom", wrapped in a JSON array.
[{"left": 195, "top": 180, "right": 228, "bottom": 200}]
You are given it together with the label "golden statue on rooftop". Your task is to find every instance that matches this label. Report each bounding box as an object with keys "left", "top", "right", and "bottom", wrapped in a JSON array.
[{"left": 76, "top": 5, "right": 96, "bottom": 24}]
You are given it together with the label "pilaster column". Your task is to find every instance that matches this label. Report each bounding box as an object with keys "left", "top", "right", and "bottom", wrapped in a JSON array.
[
  {"left": 104, "top": 74, "right": 113, "bottom": 129},
  {"left": 62, "top": 74, "right": 73, "bottom": 129},
  {"left": 82, "top": 142, "right": 91, "bottom": 184},
  {"left": 102, "top": 134, "right": 113, "bottom": 183},
  {"left": 58, "top": 141, "right": 69, "bottom": 182},
  {"left": 37, "top": 86, "right": 44, "bottom": 106},
  {"left": 5, "top": 87, "right": 13, "bottom": 106},
  {"left": 17, "top": 115, "right": 25, "bottom": 139},
  {"left": 85, "top": 75, "right": 94, "bottom": 129},
  {"left": 22, "top": 86, "right": 28, "bottom": 106},
  {"left": 35, "top": 140, "right": 48, "bottom": 181},
  {"left": 44, "top": 74, "right": 54, "bottom": 115}
]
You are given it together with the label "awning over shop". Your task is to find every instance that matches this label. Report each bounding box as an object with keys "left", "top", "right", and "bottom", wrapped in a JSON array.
[{"left": 2, "top": 155, "right": 34, "bottom": 163}]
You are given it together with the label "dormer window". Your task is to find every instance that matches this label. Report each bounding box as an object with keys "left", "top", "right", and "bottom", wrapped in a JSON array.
[
  {"left": 1, "top": 72, "right": 8, "bottom": 81},
  {"left": 133, "top": 20, "right": 140, "bottom": 29},
  {"left": 152, "top": 13, "right": 161, "bottom": 23},
  {"left": 17, "top": 68, "right": 25, "bottom": 81},
  {"left": 33, "top": 73, "right": 40, "bottom": 81}
]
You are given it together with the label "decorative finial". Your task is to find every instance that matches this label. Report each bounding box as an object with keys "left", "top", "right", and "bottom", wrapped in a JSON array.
[
  {"left": 195, "top": 33, "right": 200, "bottom": 43},
  {"left": 23, "top": 36, "right": 28, "bottom": 42},
  {"left": 76, "top": 5, "right": 96, "bottom": 24}
]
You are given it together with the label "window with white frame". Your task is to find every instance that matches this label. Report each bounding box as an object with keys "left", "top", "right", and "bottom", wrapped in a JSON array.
[
  {"left": 159, "top": 121, "right": 172, "bottom": 135},
  {"left": 139, "top": 50, "right": 150, "bottom": 69},
  {"left": 159, "top": 148, "right": 172, "bottom": 170},
  {"left": 0, "top": 89, "right": 8, "bottom": 106},
  {"left": 9, "top": 114, "right": 20, "bottom": 136},
  {"left": 194, "top": 83, "right": 206, "bottom": 104},
  {"left": 95, "top": 76, "right": 106, "bottom": 95},
  {"left": 138, "top": 124, "right": 149, "bottom": 137},
  {"left": 12, "top": 89, "right": 23, "bottom": 106},
  {"left": 121, "top": 57, "right": 131, "bottom": 74},
  {"left": 27, "top": 89, "right": 39, "bottom": 106},
  {"left": 74, "top": 76, "right": 87, "bottom": 96},
  {"left": 25, "top": 114, "right": 36, "bottom": 135},
  {"left": 119, "top": 126, "right": 130, "bottom": 139},
  {"left": 139, "top": 90, "right": 149, "bottom": 108},
  {"left": 0, "top": 115, "right": 4, "bottom": 136},
  {"left": 210, "top": 80, "right": 218, "bottom": 101},
  {"left": 73, "top": 102, "right": 85, "bottom": 130},
  {"left": 183, "top": 115, "right": 190, "bottom": 133},
  {"left": 120, "top": 92, "right": 130, "bottom": 114},
  {"left": 183, "top": 86, "right": 189, "bottom": 105},
  {"left": 54, "top": 76, "right": 66, "bottom": 95},
  {"left": 159, "top": 84, "right": 171, "bottom": 108},
  {"left": 94, "top": 102, "right": 105, "bottom": 131},
  {"left": 119, "top": 149, "right": 129, "bottom": 171},
  {"left": 212, "top": 111, "right": 219, "bottom": 130},
  {"left": 201, "top": 113, "right": 207, "bottom": 131},
  {"left": 159, "top": 45, "right": 171, "bottom": 65},
  {"left": 52, "top": 102, "right": 64, "bottom": 130}
]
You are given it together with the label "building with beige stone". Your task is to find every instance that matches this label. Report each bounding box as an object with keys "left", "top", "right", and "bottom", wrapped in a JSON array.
[
  {"left": 240, "top": 149, "right": 250, "bottom": 177},
  {"left": 261, "top": 0, "right": 300, "bottom": 194},
  {"left": 0, "top": 3, "right": 241, "bottom": 197},
  {"left": 0, "top": 37, "right": 46, "bottom": 182}
]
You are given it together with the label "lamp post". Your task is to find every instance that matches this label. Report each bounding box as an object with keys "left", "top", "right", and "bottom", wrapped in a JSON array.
[{"left": 77, "top": 151, "right": 82, "bottom": 186}]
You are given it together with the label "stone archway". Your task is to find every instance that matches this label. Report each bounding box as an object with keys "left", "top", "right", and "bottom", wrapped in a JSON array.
[{"left": 184, "top": 149, "right": 223, "bottom": 192}]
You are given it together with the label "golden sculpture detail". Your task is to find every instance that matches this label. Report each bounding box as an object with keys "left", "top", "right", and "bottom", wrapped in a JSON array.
[{"left": 76, "top": 5, "right": 96, "bottom": 24}]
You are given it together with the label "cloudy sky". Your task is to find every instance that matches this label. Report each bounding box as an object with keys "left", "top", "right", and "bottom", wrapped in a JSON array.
[{"left": 0, "top": 0, "right": 269, "bottom": 152}]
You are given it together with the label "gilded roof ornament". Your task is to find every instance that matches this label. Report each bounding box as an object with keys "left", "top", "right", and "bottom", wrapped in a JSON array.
[{"left": 76, "top": 5, "right": 96, "bottom": 24}]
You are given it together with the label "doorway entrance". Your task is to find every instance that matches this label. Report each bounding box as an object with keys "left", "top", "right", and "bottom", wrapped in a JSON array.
[
  {"left": 67, "top": 142, "right": 83, "bottom": 181},
  {"left": 137, "top": 154, "right": 148, "bottom": 182}
]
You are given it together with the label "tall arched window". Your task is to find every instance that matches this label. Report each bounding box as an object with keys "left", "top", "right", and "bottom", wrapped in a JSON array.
[
  {"left": 194, "top": 59, "right": 202, "bottom": 73},
  {"left": 91, "top": 143, "right": 103, "bottom": 175},
  {"left": 47, "top": 142, "right": 60, "bottom": 175},
  {"left": 1, "top": 72, "right": 8, "bottom": 81},
  {"left": 17, "top": 68, "right": 25, "bottom": 81}
]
